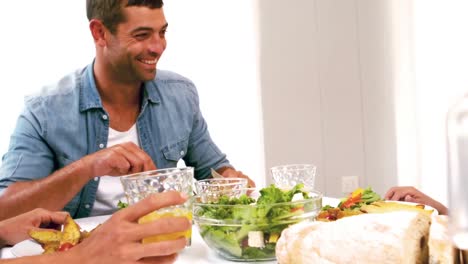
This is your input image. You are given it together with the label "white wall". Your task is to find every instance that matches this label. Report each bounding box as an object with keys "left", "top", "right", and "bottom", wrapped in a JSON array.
[
  {"left": 0, "top": 1, "right": 265, "bottom": 187},
  {"left": 162, "top": 1, "right": 265, "bottom": 186},
  {"left": 0, "top": 1, "right": 94, "bottom": 154},
  {"left": 258, "top": 0, "right": 399, "bottom": 197},
  {"left": 412, "top": 1, "right": 468, "bottom": 205}
]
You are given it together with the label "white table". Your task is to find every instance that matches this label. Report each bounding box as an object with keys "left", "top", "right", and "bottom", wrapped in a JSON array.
[
  {"left": 0, "top": 224, "right": 276, "bottom": 264},
  {"left": 1, "top": 197, "right": 338, "bottom": 262}
]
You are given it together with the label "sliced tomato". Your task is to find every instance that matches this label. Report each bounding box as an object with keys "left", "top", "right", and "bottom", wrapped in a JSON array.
[
  {"left": 340, "top": 193, "right": 362, "bottom": 209},
  {"left": 58, "top": 242, "right": 74, "bottom": 252},
  {"left": 290, "top": 206, "right": 304, "bottom": 213},
  {"left": 241, "top": 237, "right": 249, "bottom": 248}
]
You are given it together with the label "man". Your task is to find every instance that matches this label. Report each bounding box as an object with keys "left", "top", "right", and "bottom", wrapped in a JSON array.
[
  {"left": 0, "top": 0, "right": 254, "bottom": 220},
  {"left": 0, "top": 191, "right": 190, "bottom": 263}
]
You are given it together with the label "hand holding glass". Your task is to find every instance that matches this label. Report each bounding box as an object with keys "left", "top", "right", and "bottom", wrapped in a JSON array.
[{"left": 120, "top": 167, "right": 193, "bottom": 245}]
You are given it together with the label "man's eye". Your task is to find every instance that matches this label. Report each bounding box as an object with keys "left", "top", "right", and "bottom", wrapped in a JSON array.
[{"left": 135, "top": 33, "right": 149, "bottom": 40}]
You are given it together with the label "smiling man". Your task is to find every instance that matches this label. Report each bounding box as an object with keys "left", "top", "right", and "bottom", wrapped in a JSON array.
[{"left": 0, "top": 0, "right": 254, "bottom": 220}]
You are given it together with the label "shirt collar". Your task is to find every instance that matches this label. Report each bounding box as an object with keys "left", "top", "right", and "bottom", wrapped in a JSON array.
[
  {"left": 144, "top": 78, "right": 161, "bottom": 104},
  {"left": 79, "top": 62, "right": 103, "bottom": 112},
  {"left": 79, "top": 61, "right": 161, "bottom": 112}
]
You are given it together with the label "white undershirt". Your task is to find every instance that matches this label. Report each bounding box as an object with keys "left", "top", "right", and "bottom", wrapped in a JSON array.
[{"left": 89, "top": 124, "right": 139, "bottom": 216}]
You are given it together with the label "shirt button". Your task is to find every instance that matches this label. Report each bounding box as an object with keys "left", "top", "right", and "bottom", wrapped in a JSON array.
[
  {"left": 99, "top": 143, "right": 104, "bottom": 149},
  {"left": 180, "top": 150, "right": 185, "bottom": 155},
  {"left": 102, "top": 114, "right": 108, "bottom": 120},
  {"left": 94, "top": 177, "right": 99, "bottom": 181},
  {"left": 85, "top": 204, "right": 90, "bottom": 209}
]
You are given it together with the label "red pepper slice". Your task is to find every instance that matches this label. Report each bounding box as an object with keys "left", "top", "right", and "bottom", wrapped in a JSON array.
[
  {"left": 340, "top": 193, "right": 362, "bottom": 209},
  {"left": 58, "top": 242, "right": 74, "bottom": 252}
]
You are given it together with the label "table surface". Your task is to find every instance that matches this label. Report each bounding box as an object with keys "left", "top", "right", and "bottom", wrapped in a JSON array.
[
  {"left": 1, "top": 197, "right": 339, "bottom": 262},
  {"left": 0, "top": 224, "right": 276, "bottom": 264}
]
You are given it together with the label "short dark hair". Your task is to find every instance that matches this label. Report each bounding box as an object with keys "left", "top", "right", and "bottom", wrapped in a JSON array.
[{"left": 86, "top": 0, "right": 164, "bottom": 34}]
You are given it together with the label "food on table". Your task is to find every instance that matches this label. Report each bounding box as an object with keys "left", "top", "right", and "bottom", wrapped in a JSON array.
[
  {"left": 117, "top": 200, "right": 128, "bottom": 209},
  {"left": 360, "top": 200, "right": 433, "bottom": 216},
  {"left": 193, "top": 184, "right": 322, "bottom": 261},
  {"left": 334, "top": 187, "right": 382, "bottom": 209},
  {"left": 276, "top": 211, "right": 431, "bottom": 264},
  {"left": 317, "top": 187, "right": 434, "bottom": 221},
  {"left": 29, "top": 215, "right": 98, "bottom": 254},
  {"left": 28, "top": 229, "right": 63, "bottom": 254},
  {"left": 429, "top": 215, "right": 461, "bottom": 263}
]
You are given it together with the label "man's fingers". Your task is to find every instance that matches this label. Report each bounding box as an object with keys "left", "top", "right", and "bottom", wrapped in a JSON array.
[
  {"left": 139, "top": 253, "right": 179, "bottom": 264},
  {"left": 49, "top": 211, "right": 69, "bottom": 224},
  {"left": 126, "top": 217, "right": 191, "bottom": 242},
  {"left": 121, "top": 239, "right": 185, "bottom": 260},
  {"left": 120, "top": 142, "right": 157, "bottom": 172},
  {"left": 107, "top": 143, "right": 156, "bottom": 175},
  {"left": 112, "top": 145, "right": 144, "bottom": 173},
  {"left": 32, "top": 209, "right": 68, "bottom": 228},
  {"left": 136, "top": 238, "right": 186, "bottom": 259},
  {"left": 246, "top": 177, "right": 256, "bottom": 188},
  {"left": 39, "top": 211, "right": 69, "bottom": 228},
  {"left": 103, "top": 153, "right": 132, "bottom": 175},
  {"left": 384, "top": 189, "right": 395, "bottom": 200},
  {"left": 404, "top": 195, "right": 415, "bottom": 202},
  {"left": 118, "top": 191, "right": 188, "bottom": 222}
]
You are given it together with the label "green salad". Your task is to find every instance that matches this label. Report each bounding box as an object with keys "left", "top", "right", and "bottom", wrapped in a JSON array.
[{"left": 194, "top": 184, "right": 321, "bottom": 261}]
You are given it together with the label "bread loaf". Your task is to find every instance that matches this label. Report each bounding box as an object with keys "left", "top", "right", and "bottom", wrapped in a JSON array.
[
  {"left": 276, "top": 211, "right": 431, "bottom": 264},
  {"left": 429, "top": 215, "right": 460, "bottom": 264}
]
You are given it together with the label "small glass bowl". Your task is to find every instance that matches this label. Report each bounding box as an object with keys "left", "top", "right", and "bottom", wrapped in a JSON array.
[
  {"left": 194, "top": 178, "right": 248, "bottom": 203},
  {"left": 271, "top": 164, "right": 317, "bottom": 191}
]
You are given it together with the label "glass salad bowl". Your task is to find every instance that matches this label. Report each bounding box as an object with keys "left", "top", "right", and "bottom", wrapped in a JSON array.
[{"left": 193, "top": 185, "right": 322, "bottom": 261}]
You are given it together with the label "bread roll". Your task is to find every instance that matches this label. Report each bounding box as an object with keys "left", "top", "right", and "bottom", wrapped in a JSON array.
[
  {"left": 276, "top": 211, "right": 431, "bottom": 264},
  {"left": 429, "top": 215, "right": 460, "bottom": 264}
]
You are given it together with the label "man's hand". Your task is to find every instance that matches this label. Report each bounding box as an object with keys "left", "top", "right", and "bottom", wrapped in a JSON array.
[
  {"left": 217, "top": 167, "right": 256, "bottom": 188},
  {"left": 81, "top": 142, "right": 157, "bottom": 179},
  {"left": 67, "top": 191, "right": 191, "bottom": 263},
  {"left": 0, "top": 142, "right": 157, "bottom": 221},
  {"left": 384, "top": 186, "right": 448, "bottom": 215},
  {"left": 0, "top": 208, "right": 68, "bottom": 247}
]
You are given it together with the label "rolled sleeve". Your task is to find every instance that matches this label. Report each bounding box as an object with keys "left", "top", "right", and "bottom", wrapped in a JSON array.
[{"left": 0, "top": 107, "right": 55, "bottom": 191}]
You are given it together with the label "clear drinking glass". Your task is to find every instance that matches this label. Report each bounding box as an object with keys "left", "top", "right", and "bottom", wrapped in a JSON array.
[
  {"left": 447, "top": 95, "right": 468, "bottom": 249},
  {"left": 120, "top": 167, "right": 193, "bottom": 245},
  {"left": 194, "top": 178, "right": 248, "bottom": 203},
  {"left": 270, "top": 164, "right": 317, "bottom": 191}
]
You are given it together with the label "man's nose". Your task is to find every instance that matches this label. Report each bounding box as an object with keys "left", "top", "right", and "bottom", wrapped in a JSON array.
[{"left": 148, "top": 35, "right": 166, "bottom": 55}]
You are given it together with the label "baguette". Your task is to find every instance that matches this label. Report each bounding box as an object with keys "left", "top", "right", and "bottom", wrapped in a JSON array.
[
  {"left": 276, "top": 211, "right": 431, "bottom": 264},
  {"left": 429, "top": 215, "right": 460, "bottom": 264}
]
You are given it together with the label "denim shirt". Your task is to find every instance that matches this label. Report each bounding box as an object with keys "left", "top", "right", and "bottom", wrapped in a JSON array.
[{"left": 0, "top": 63, "right": 231, "bottom": 218}]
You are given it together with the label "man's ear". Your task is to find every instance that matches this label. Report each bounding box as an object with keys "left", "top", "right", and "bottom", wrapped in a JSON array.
[{"left": 89, "top": 19, "right": 107, "bottom": 46}]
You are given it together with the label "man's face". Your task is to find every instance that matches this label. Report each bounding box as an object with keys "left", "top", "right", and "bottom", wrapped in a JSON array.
[{"left": 104, "top": 6, "right": 167, "bottom": 83}]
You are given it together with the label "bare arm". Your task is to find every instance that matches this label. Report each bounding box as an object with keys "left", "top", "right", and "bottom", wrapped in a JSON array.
[
  {"left": 1, "top": 192, "right": 189, "bottom": 264},
  {"left": 0, "top": 142, "right": 156, "bottom": 220},
  {"left": 0, "top": 160, "right": 91, "bottom": 221},
  {"left": 385, "top": 186, "right": 449, "bottom": 215}
]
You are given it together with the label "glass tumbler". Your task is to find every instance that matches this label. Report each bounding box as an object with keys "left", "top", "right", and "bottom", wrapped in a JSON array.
[
  {"left": 447, "top": 95, "right": 468, "bottom": 250},
  {"left": 194, "top": 178, "right": 248, "bottom": 203},
  {"left": 120, "top": 167, "right": 193, "bottom": 245},
  {"left": 270, "top": 164, "right": 316, "bottom": 191}
]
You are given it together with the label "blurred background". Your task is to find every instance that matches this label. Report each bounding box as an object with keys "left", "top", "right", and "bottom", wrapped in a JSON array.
[{"left": 1, "top": 0, "right": 468, "bottom": 205}]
